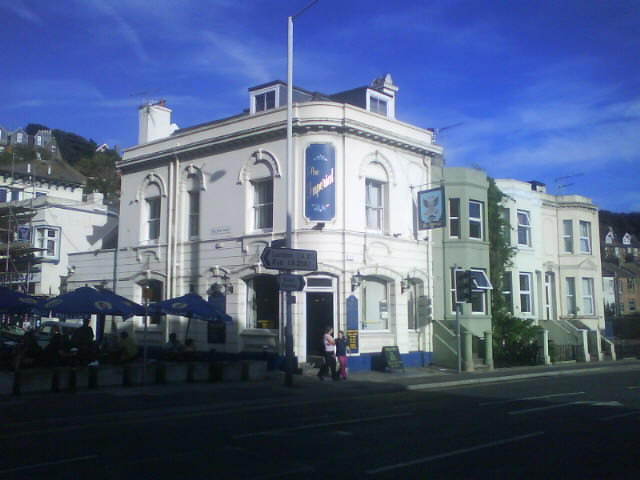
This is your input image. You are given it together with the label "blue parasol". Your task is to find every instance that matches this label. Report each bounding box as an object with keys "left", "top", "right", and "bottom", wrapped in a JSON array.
[
  {"left": 41, "top": 287, "right": 144, "bottom": 317},
  {"left": 0, "top": 286, "right": 43, "bottom": 314},
  {"left": 148, "top": 293, "right": 231, "bottom": 323}
]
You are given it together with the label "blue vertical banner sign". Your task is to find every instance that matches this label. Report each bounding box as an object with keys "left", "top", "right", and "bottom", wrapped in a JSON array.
[
  {"left": 305, "top": 143, "right": 336, "bottom": 221},
  {"left": 346, "top": 295, "right": 359, "bottom": 353},
  {"left": 418, "top": 187, "right": 445, "bottom": 230}
]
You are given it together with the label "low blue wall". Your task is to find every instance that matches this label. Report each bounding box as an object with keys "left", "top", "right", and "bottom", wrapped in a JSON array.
[{"left": 346, "top": 351, "right": 432, "bottom": 372}]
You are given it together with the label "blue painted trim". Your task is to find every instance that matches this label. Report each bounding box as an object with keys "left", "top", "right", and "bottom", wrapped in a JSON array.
[{"left": 346, "top": 351, "right": 432, "bottom": 372}]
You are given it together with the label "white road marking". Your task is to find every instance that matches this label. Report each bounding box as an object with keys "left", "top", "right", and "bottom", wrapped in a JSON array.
[
  {"left": 627, "top": 386, "right": 640, "bottom": 390},
  {"left": 0, "top": 455, "right": 97, "bottom": 475},
  {"left": 508, "top": 402, "right": 578, "bottom": 415},
  {"left": 479, "top": 391, "right": 585, "bottom": 406},
  {"left": 366, "top": 432, "right": 544, "bottom": 474},
  {"left": 509, "top": 400, "right": 623, "bottom": 416},
  {"left": 600, "top": 411, "right": 640, "bottom": 421},
  {"left": 232, "top": 413, "right": 412, "bottom": 439}
]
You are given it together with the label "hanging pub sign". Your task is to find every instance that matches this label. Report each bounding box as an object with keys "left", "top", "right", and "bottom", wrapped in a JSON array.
[
  {"left": 305, "top": 143, "right": 335, "bottom": 221},
  {"left": 418, "top": 186, "right": 445, "bottom": 230}
]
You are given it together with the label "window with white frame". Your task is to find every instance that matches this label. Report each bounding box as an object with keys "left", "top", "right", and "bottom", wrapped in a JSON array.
[
  {"left": 470, "top": 268, "right": 487, "bottom": 314},
  {"left": 582, "top": 277, "right": 594, "bottom": 315},
  {"left": 579, "top": 221, "right": 592, "bottom": 253},
  {"left": 563, "top": 220, "right": 574, "bottom": 253},
  {"left": 365, "top": 179, "right": 385, "bottom": 231},
  {"left": 186, "top": 174, "right": 200, "bottom": 238},
  {"left": 34, "top": 226, "right": 60, "bottom": 259},
  {"left": 252, "top": 178, "right": 273, "bottom": 230},
  {"left": 449, "top": 198, "right": 460, "bottom": 238},
  {"left": 450, "top": 268, "right": 459, "bottom": 313},
  {"left": 517, "top": 210, "right": 531, "bottom": 246},
  {"left": 503, "top": 271, "right": 513, "bottom": 313},
  {"left": 566, "top": 277, "right": 577, "bottom": 314},
  {"left": 362, "top": 277, "right": 389, "bottom": 330},
  {"left": 254, "top": 90, "right": 276, "bottom": 113},
  {"left": 500, "top": 207, "right": 511, "bottom": 245},
  {"left": 519, "top": 272, "right": 533, "bottom": 314},
  {"left": 369, "top": 95, "right": 388, "bottom": 116},
  {"left": 469, "top": 200, "right": 483, "bottom": 240},
  {"left": 246, "top": 274, "right": 279, "bottom": 329},
  {"left": 146, "top": 198, "right": 161, "bottom": 242}
]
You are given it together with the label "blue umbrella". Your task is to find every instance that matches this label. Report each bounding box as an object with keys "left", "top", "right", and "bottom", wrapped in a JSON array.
[
  {"left": 148, "top": 293, "right": 231, "bottom": 323},
  {"left": 41, "top": 287, "right": 144, "bottom": 317},
  {"left": 0, "top": 286, "right": 43, "bottom": 314}
]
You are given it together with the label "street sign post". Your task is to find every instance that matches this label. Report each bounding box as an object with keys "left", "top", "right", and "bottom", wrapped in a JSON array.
[
  {"left": 277, "top": 274, "right": 306, "bottom": 292},
  {"left": 261, "top": 247, "right": 318, "bottom": 271}
]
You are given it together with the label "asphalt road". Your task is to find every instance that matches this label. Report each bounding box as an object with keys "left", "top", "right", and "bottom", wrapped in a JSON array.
[{"left": 1, "top": 366, "right": 639, "bottom": 479}]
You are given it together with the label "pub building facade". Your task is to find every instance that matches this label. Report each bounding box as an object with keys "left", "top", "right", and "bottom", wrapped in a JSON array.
[{"left": 69, "top": 75, "right": 462, "bottom": 370}]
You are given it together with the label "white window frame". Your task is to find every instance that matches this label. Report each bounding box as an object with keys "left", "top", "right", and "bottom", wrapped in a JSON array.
[
  {"left": 470, "top": 268, "right": 488, "bottom": 314},
  {"left": 34, "top": 226, "right": 60, "bottom": 260},
  {"left": 188, "top": 189, "right": 200, "bottom": 238},
  {"left": 519, "top": 272, "right": 533, "bottom": 314},
  {"left": 469, "top": 200, "right": 483, "bottom": 240},
  {"left": 251, "top": 87, "right": 278, "bottom": 114},
  {"left": 366, "top": 90, "right": 394, "bottom": 118},
  {"left": 579, "top": 220, "right": 592, "bottom": 254},
  {"left": 582, "top": 277, "right": 594, "bottom": 315},
  {"left": 361, "top": 277, "right": 390, "bottom": 331},
  {"left": 566, "top": 277, "right": 577, "bottom": 315},
  {"left": 252, "top": 178, "right": 273, "bottom": 231},
  {"left": 517, "top": 210, "right": 531, "bottom": 247},
  {"left": 448, "top": 198, "right": 460, "bottom": 239},
  {"left": 365, "top": 178, "right": 385, "bottom": 232},
  {"left": 562, "top": 220, "right": 574, "bottom": 253},
  {"left": 146, "top": 195, "right": 161, "bottom": 242}
]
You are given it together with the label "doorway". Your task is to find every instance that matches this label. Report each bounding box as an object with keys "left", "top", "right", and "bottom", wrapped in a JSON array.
[{"left": 306, "top": 292, "right": 334, "bottom": 357}]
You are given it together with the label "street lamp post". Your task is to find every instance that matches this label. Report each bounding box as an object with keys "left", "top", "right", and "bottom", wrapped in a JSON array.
[{"left": 284, "top": 0, "right": 318, "bottom": 387}]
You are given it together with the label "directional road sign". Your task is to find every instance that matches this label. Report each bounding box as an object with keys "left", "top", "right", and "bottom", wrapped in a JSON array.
[
  {"left": 260, "top": 247, "right": 318, "bottom": 271},
  {"left": 277, "top": 274, "right": 306, "bottom": 292}
]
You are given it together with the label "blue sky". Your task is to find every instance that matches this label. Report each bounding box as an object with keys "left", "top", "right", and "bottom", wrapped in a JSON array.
[{"left": 1, "top": 0, "right": 638, "bottom": 212}]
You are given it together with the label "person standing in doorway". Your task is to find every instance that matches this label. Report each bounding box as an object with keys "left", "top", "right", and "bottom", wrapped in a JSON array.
[
  {"left": 317, "top": 326, "right": 337, "bottom": 380},
  {"left": 335, "top": 330, "right": 350, "bottom": 379}
]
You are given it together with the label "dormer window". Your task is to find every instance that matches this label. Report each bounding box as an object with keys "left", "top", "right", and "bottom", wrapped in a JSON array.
[
  {"left": 250, "top": 86, "right": 280, "bottom": 114},
  {"left": 369, "top": 96, "right": 387, "bottom": 116}
]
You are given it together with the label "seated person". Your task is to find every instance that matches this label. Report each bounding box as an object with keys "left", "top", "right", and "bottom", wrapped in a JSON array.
[
  {"left": 117, "top": 331, "right": 138, "bottom": 363},
  {"left": 17, "top": 331, "right": 43, "bottom": 368},
  {"left": 43, "top": 325, "right": 71, "bottom": 367},
  {"left": 163, "top": 332, "right": 183, "bottom": 360},
  {"left": 182, "top": 338, "right": 196, "bottom": 361}
]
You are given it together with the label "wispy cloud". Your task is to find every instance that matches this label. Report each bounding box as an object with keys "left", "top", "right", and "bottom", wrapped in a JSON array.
[
  {"left": 72, "top": 0, "right": 150, "bottom": 64},
  {"left": 189, "top": 31, "right": 281, "bottom": 84},
  {"left": 0, "top": 0, "right": 42, "bottom": 24}
]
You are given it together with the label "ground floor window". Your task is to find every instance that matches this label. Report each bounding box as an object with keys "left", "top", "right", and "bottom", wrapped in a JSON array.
[
  {"left": 519, "top": 272, "right": 533, "bottom": 314},
  {"left": 139, "top": 279, "right": 163, "bottom": 325},
  {"left": 362, "top": 277, "right": 389, "bottom": 330},
  {"left": 246, "top": 274, "right": 279, "bottom": 329},
  {"left": 470, "top": 269, "right": 487, "bottom": 314}
]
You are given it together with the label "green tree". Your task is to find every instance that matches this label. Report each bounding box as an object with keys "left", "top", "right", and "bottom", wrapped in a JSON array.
[{"left": 487, "top": 178, "right": 540, "bottom": 366}]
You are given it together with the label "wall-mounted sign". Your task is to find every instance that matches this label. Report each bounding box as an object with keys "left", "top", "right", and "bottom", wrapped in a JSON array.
[
  {"left": 346, "top": 295, "right": 359, "bottom": 353},
  {"left": 418, "top": 186, "right": 445, "bottom": 230},
  {"left": 305, "top": 143, "right": 335, "bottom": 221}
]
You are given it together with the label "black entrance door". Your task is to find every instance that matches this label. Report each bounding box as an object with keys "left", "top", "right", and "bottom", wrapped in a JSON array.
[{"left": 306, "top": 292, "right": 333, "bottom": 356}]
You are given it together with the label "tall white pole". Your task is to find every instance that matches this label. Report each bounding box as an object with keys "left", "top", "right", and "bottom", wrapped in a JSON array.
[{"left": 284, "top": 15, "right": 294, "bottom": 386}]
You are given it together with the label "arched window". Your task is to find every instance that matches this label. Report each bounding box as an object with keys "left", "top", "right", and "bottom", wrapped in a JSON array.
[
  {"left": 364, "top": 162, "right": 389, "bottom": 233},
  {"left": 144, "top": 182, "right": 162, "bottom": 242},
  {"left": 246, "top": 274, "right": 279, "bottom": 329},
  {"left": 186, "top": 174, "right": 200, "bottom": 238},
  {"left": 361, "top": 276, "right": 389, "bottom": 330}
]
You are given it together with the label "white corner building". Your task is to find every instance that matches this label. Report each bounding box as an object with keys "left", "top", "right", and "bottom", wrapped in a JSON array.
[{"left": 69, "top": 75, "right": 446, "bottom": 370}]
